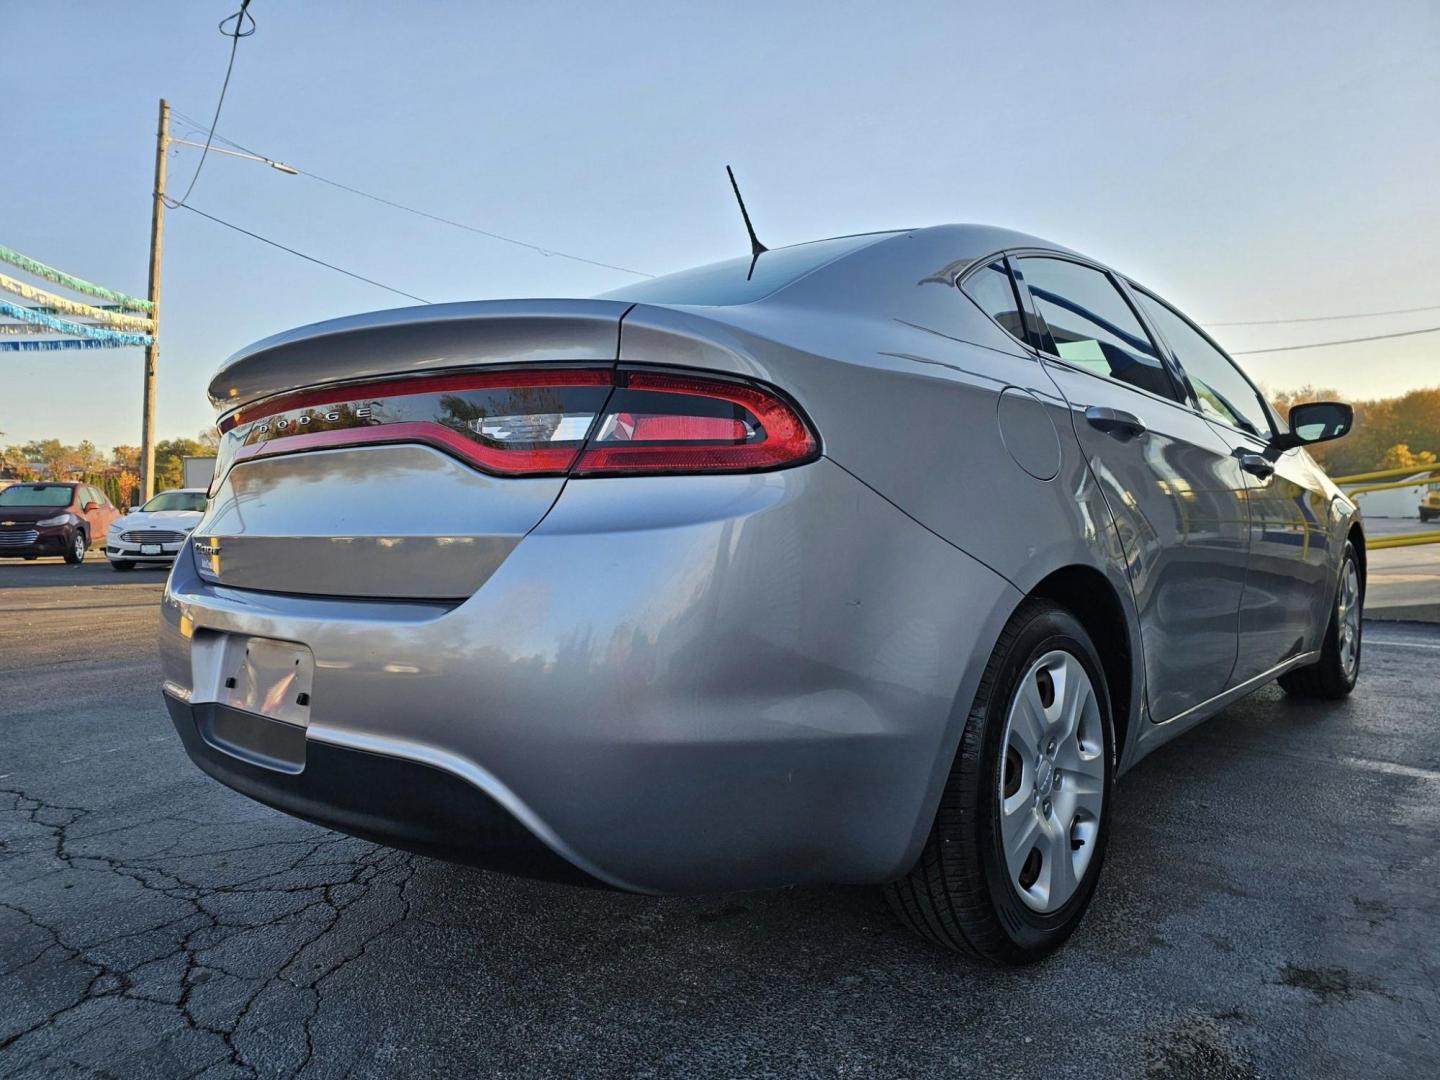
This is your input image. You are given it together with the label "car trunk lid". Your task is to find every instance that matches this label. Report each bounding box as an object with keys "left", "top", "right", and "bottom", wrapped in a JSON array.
[{"left": 195, "top": 300, "right": 629, "bottom": 600}]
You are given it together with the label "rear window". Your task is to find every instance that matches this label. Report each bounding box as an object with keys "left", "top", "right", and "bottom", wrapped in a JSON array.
[
  {"left": 597, "top": 232, "right": 900, "bottom": 307},
  {"left": 0, "top": 484, "right": 74, "bottom": 507},
  {"left": 142, "top": 491, "right": 208, "bottom": 512}
]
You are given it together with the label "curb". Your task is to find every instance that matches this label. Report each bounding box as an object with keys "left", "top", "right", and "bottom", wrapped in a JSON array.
[{"left": 1364, "top": 602, "right": 1440, "bottom": 624}]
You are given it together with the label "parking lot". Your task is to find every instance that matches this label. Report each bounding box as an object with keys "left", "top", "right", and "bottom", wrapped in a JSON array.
[{"left": 2, "top": 555, "right": 1437, "bottom": 1079}]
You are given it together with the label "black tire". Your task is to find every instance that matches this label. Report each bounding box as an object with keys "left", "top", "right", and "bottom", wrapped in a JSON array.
[
  {"left": 1422, "top": 509, "right": 1435, "bottom": 524},
  {"left": 884, "top": 598, "right": 1115, "bottom": 964},
  {"left": 1278, "top": 540, "right": 1362, "bottom": 699},
  {"left": 109, "top": 560, "right": 135, "bottom": 571},
  {"left": 63, "top": 529, "right": 87, "bottom": 565}
]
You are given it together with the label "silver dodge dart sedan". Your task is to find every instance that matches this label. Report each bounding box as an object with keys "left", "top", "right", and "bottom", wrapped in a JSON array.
[{"left": 161, "top": 225, "right": 1361, "bottom": 964}]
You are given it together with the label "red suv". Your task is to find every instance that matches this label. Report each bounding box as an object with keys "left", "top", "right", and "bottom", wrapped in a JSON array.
[{"left": 0, "top": 482, "right": 121, "bottom": 564}]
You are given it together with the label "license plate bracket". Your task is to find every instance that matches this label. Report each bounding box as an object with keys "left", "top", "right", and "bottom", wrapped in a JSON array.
[
  {"left": 141, "top": 544, "right": 162, "bottom": 555},
  {"left": 190, "top": 632, "right": 315, "bottom": 727}
]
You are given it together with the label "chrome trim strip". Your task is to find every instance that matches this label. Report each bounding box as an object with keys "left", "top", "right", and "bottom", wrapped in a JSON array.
[{"left": 1153, "top": 650, "right": 1320, "bottom": 728}]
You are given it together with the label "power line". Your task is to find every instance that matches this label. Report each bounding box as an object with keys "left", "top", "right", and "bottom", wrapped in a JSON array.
[
  {"left": 169, "top": 110, "right": 653, "bottom": 277},
  {"left": 302, "top": 171, "right": 654, "bottom": 277},
  {"left": 1230, "top": 326, "right": 1440, "bottom": 355},
  {"left": 1208, "top": 302, "right": 1440, "bottom": 327},
  {"left": 170, "top": 2, "right": 256, "bottom": 209},
  {"left": 177, "top": 203, "right": 432, "bottom": 304}
]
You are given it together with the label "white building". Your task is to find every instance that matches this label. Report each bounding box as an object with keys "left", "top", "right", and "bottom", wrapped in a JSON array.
[{"left": 1351, "top": 474, "right": 1431, "bottom": 519}]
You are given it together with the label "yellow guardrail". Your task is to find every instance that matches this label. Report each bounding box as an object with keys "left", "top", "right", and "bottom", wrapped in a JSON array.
[
  {"left": 1331, "top": 465, "right": 1440, "bottom": 548},
  {"left": 1347, "top": 478, "right": 1440, "bottom": 497},
  {"left": 1369, "top": 531, "right": 1440, "bottom": 550},
  {"left": 1332, "top": 464, "right": 1440, "bottom": 485}
]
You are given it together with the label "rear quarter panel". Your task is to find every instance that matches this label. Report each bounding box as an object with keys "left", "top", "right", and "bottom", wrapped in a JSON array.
[{"left": 617, "top": 232, "right": 1147, "bottom": 768}]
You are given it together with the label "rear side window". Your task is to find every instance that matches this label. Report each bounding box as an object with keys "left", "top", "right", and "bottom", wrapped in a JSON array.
[
  {"left": 960, "top": 261, "right": 1029, "bottom": 343},
  {"left": 1015, "top": 257, "right": 1178, "bottom": 401},
  {"left": 1131, "top": 289, "right": 1273, "bottom": 439}
]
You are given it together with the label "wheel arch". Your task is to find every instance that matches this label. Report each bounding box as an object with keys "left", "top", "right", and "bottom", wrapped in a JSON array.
[
  {"left": 1026, "top": 565, "right": 1136, "bottom": 771},
  {"left": 1347, "top": 521, "right": 1366, "bottom": 590}
]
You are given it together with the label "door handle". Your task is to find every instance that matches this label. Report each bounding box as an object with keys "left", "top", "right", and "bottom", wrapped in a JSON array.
[
  {"left": 1238, "top": 453, "right": 1275, "bottom": 480},
  {"left": 1084, "top": 405, "right": 1147, "bottom": 441}
]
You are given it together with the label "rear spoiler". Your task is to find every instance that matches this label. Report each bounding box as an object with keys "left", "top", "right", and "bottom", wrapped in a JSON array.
[{"left": 208, "top": 298, "right": 633, "bottom": 417}]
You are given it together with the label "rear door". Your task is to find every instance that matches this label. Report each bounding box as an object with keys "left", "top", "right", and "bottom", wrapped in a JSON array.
[
  {"left": 1011, "top": 254, "right": 1250, "bottom": 723},
  {"left": 1129, "top": 287, "right": 1333, "bottom": 681},
  {"left": 77, "top": 485, "right": 106, "bottom": 540},
  {"left": 91, "top": 486, "right": 119, "bottom": 533}
]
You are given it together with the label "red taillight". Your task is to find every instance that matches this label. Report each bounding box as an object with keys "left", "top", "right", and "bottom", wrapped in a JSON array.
[
  {"left": 575, "top": 371, "right": 817, "bottom": 475},
  {"left": 211, "top": 366, "right": 816, "bottom": 490}
]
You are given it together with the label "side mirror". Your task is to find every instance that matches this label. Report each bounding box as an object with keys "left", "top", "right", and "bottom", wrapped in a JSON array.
[
  {"left": 128, "top": 506, "right": 140, "bottom": 513},
  {"left": 82, "top": 501, "right": 99, "bottom": 511},
  {"left": 1274, "top": 401, "right": 1353, "bottom": 450}
]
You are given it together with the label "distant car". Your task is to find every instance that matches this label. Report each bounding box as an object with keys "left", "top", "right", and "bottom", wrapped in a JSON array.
[
  {"left": 106, "top": 488, "right": 208, "bottom": 570},
  {"left": 1421, "top": 482, "right": 1440, "bottom": 524},
  {"left": 0, "top": 482, "right": 120, "bottom": 563}
]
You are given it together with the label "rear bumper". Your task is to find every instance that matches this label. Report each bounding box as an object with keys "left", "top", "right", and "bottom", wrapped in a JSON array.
[
  {"left": 164, "top": 692, "right": 597, "bottom": 886},
  {"left": 161, "top": 457, "right": 1020, "bottom": 893}
]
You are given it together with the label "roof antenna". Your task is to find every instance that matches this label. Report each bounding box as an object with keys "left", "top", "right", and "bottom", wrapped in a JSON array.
[{"left": 726, "top": 165, "right": 767, "bottom": 277}]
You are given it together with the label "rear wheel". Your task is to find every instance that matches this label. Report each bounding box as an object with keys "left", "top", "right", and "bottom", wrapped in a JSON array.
[
  {"left": 884, "top": 599, "right": 1115, "bottom": 964},
  {"left": 1279, "top": 540, "right": 1362, "bottom": 699},
  {"left": 63, "top": 530, "right": 87, "bottom": 565}
]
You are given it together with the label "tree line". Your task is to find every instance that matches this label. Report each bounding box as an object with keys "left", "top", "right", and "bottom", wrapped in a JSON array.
[{"left": 1, "top": 432, "right": 218, "bottom": 507}]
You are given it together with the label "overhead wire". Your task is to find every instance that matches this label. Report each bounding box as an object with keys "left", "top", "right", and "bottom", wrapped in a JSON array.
[
  {"left": 176, "top": 204, "right": 433, "bottom": 304},
  {"left": 169, "top": 1, "right": 256, "bottom": 209},
  {"left": 170, "top": 113, "right": 1435, "bottom": 338},
  {"left": 1207, "top": 302, "right": 1440, "bottom": 327},
  {"left": 169, "top": 109, "right": 653, "bottom": 277},
  {"left": 1229, "top": 326, "right": 1440, "bottom": 354}
]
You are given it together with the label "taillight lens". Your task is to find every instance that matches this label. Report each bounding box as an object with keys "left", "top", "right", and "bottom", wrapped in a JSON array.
[
  {"left": 575, "top": 371, "right": 816, "bottom": 475},
  {"left": 211, "top": 366, "right": 816, "bottom": 492}
]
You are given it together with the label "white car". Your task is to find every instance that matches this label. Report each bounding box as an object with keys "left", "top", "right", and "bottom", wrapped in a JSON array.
[{"left": 106, "top": 488, "right": 208, "bottom": 570}]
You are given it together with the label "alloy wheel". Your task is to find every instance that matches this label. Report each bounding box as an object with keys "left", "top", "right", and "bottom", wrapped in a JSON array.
[
  {"left": 1337, "top": 559, "right": 1361, "bottom": 679},
  {"left": 998, "top": 650, "right": 1105, "bottom": 913}
]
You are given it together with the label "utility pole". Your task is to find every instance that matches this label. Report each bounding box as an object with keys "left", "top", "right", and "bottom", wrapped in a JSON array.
[{"left": 140, "top": 98, "right": 169, "bottom": 502}]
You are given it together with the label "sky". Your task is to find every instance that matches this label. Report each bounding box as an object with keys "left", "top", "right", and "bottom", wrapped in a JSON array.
[{"left": 2, "top": 0, "right": 1437, "bottom": 451}]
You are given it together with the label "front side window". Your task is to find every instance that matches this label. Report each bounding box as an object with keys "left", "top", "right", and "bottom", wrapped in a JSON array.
[
  {"left": 1015, "top": 257, "right": 1177, "bottom": 401},
  {"left": 0, "top": 484, "right": 75, "bottom": 507},
  {"left": 960, "top": 261, "right": 1028, "bottom": 343},
  {"left": 1131, "top": 289, "right": 1272, "bottom": 439}
]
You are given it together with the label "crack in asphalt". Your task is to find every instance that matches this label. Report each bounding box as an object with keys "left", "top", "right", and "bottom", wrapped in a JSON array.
[{"left": 0, "top": 786, "right": 420, "bottom": 1077}]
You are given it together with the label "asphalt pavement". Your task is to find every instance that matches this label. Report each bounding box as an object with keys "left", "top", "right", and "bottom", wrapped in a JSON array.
[
  {"left": 1, "top": 557, "right": 1437, "bottom": 1078},
  {"left": 1362, "top": 517, "right": 1440, "bottom": 622}
]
